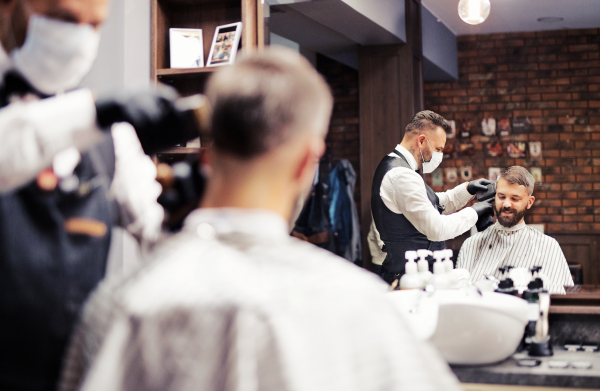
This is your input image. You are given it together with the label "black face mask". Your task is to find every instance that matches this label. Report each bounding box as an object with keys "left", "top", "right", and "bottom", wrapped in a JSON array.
[{"left": 494, "top": 202, "right": 527, "bottom": 228}]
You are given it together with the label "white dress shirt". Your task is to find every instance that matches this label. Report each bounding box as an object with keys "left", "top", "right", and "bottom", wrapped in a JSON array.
[
  {"left": 379, "top": 145, "right": 477, "bottom": 242},
  {"left": 60, "top": 208, "right": 462, "bottom": 391},
  {"left": 0, "top": 50, "right": 163, "bottom": 243},
  {"left": 457, "top": 221, "right": 574, "bottom": 294}
]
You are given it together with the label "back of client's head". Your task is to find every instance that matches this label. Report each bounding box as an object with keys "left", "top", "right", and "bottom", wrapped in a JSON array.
[
  {"left": 497, "top": 166, "right": 534, "bottom": 196},
  {"left": 206, "top": 47, "right": 333, "bottom": 160}
]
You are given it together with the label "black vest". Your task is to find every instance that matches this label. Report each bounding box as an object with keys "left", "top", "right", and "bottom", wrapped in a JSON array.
[
  {"left": 371, "top": 150, "right": 445, "bottom": 284},
  {"left": 0, "top": 72, "right": 116, "bottom": 391}
]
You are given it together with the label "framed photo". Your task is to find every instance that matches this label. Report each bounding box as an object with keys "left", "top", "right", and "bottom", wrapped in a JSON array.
[
  {"left": 432, "top": 169, "right": 444, "bottom": 186},
  {"left": 481, "top": 118, "right": 496, "bottom": 136},
  {"left": 460, "top": 166, "right": 473, "bottom": 182},
  {"left": 488, "top": 167, "right": 501, "bottom": 182},
  {"left": 207, "top": 22, "right": 242, "bottom": 67},
  {"left": 169, "top": 28, "right": 204, "bottom": 68},
  {"left": 446, "top": 168, "right": 458, "bottom": 183},
  {"left": 531, "top": 167, "right": 542, "bottom": 185}
]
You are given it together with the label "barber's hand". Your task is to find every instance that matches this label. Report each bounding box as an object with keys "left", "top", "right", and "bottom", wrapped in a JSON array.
[
  {"left": 467, "top": 178, "right": 492, "bottom": 195},
  {"left": 95, "top": 86, "right": 199, "bottom": 155},
  {"left": 471, "top": 200, "right": 493, "bottom": 219}
]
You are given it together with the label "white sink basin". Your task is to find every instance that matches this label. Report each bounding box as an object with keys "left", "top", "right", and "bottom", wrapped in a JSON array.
[{"left": 388, "top": 289, "right": 529, "bottom": 365}]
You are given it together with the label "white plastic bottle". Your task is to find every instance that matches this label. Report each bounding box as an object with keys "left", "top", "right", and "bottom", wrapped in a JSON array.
[
  {"left": 430, "top": 250, "right": 451, "bottom": 290},
  {"left": 400, "top": 251, "right": 424, "bottom": 290},
  {"left": 416, "top": 249, "right": 433, "bottom": 285},
  {"left": 442, "top": 249, "right": 459, "bottom": 288}
]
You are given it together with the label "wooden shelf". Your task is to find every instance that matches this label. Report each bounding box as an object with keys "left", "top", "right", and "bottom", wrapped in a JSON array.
[
  {"left": 157, "top": 67, "right": 216, "bottom": 76},
  {"left": 158, "top": 147, "right": 201, "bottom": 154}
]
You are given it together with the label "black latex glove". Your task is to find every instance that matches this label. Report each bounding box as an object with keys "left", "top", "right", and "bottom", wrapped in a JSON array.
[
  {"left": 472, "top": 200, "right": 495, "bottom": 231},
  {"left": 471, "top": 200, "right": 493, "bottom": 218},
  {"left": 95, "top": 86, "right": 199, "bottom": 155},
  {"left": 467, "top": 178, "right": 492, "bottom": 195}
]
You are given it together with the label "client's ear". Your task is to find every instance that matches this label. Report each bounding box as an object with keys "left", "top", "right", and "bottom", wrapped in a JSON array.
[
  {"left": 526, "top": 195, "right": 535, "bottom": 209},
  {"left": 293, "top": 135, "right": 324, "bottom": 185}
]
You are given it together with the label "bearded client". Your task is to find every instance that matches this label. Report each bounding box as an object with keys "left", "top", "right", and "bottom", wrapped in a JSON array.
[
  {"left": 371, "top": 111, "right": 494, "bottom": 284},
  {"left": 457, "top": 166, "right": 574, "bottom": 294}
]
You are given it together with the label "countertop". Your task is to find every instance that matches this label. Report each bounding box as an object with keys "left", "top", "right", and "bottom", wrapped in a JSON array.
[{"left": 452, "top": 349, "right": 600, "bottom": 389}]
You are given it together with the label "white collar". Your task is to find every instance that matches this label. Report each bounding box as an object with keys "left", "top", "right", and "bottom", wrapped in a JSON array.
[
  {"left": 393, "top": 144, "right": 419, "bottom": 171},
  {"left": 183, "top": 208, "right": 290, "bottom": 241},
  {"left": 494, "top": 220, "right": 527, "bottom": 232}
]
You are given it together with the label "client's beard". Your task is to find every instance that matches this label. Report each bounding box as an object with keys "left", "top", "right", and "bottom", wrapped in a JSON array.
[{"left": 494, "top": 203, "right": 527, "bottom": 228}]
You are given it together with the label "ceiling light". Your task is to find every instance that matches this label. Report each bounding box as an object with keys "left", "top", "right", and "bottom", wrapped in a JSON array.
[
  {"left": 537, "top": 17, "right": 564, "bottom": 23},
  {"left": 458, "top": 0, "right": 491, "bottom": 25}
]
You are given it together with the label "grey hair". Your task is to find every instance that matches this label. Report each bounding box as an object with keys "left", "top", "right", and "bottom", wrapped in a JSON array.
[
  {"left": 206, "top": 46, "right": 333, "bottom": 159},
  {"left": 497, "top": 166, "right": 534, "bottom": 195}
]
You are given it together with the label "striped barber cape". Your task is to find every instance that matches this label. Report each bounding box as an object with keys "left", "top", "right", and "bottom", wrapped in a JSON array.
[{"left": 456, "top": 221, "right": 574, "bottom": 294}]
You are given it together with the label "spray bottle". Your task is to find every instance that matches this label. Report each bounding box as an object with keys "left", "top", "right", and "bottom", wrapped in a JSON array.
[
  {"left": 430, "top": 250, "right": 451, "bottom": 289},
  {"left": 400, "top": 251, "right": 424, "bottom": 290},
  {"left": 416, "top": 249, "right": 433, "bottom": 285}
]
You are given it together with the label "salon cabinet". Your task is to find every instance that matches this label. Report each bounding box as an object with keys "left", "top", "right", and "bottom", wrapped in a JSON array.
[{"left": 151, "top": 0, "right": 263, "bottom": 156}]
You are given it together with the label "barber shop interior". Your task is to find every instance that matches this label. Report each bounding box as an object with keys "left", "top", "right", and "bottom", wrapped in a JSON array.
[{"left": 2, "top": 0, "right": 600, "bottom": 390}]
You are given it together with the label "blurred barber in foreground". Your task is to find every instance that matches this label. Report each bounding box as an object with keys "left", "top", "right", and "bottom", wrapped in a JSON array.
[
  {"left": 0, "top": 0, "right": 198, "bottom": 389},
  {"left": 60, "top": 47, "right": 462, "bottom": 391}
]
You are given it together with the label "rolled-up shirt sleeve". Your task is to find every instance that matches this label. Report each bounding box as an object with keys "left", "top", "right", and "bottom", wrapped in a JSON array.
[
  {"left": 381, "top": 168, "right": 477, "bottom": 242},
  {"left": 0, "top": 89, "right": 103, "bottom": 193},
  {"left": 437, "top": 182, "right": 474, "bottom": 215}
]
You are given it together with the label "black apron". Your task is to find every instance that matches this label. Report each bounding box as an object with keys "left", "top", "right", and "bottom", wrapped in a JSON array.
[
  {"left": 371, "top": 150, "right": 445, "bottom": 284},
  {"left": 0, "top": 72, "right": 116, "bottom": 391}
]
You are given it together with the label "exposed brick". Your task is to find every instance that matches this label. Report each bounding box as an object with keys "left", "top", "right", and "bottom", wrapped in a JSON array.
[{"left": 424, "top": 28, "right": 600, "bottom": 233}]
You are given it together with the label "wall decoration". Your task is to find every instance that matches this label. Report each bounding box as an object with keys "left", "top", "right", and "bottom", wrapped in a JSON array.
[
  {"left": 446, "top": 168, "right": 458, "bottom": 183},
  {"left": 169, "top": 28, "right": 204, "bottom": 68},
  {"left": 531, "top": 167, "right": 542, "bottom": 185},
  {"left": 459, "top": 143, "right": 475, "bottom": 157},
  {"left": 460, "top": 166, "right": 473, "bottom": 182},
  {"left": 498, "top": 118, "right": 511, "bottom": 137},
  {"left": 488, "top": 167, "right": 501, "bottom": 182},
  {"left": 432, "top": 169, "right": 444, "bottom": 186},
  {"left": 529, "top": 141, "right": 542, "bottom": 159},
  {"left": 512, "top": 116, "right": 533, "bottom": 134},
  {"left": 207, "top": 22, "right": 243, "bottom": 67},
  {"left": 460, "top": 119, "right": 472, "bottom": 139},
  {"left": 443, "top": 142, "right": 455, "bottom": 159},
  {"left": 486, "top": 141, "right": 503, "bottom": 157},
  {"left": 507, "top": 142, "right": 527, "bottom": 158},
  {"left": 481, "top": 118, "right": 496, "bottom": 136},
  {"left": 448, "top": 120, "right": 456, "bottom": 139}
]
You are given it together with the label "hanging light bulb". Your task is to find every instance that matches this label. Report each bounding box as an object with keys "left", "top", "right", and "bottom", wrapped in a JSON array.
[{"left": 458, "top": 0, "right": 491, "bottom": 25}]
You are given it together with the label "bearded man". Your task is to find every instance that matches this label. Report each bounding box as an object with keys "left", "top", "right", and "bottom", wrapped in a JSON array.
[{"left": 456, "top": 166, "right": 573, "bottom": 294}]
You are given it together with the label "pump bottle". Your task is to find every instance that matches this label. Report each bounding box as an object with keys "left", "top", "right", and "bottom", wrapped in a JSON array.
[
  {"left": 416, "top": 249, "right": 433, "bottom": 285},
  {"left": 430, "top": 250, "right": 451, "bottom": 289},
  {"left": 400, "top": 251, "right": 424, "bottom": 290}
]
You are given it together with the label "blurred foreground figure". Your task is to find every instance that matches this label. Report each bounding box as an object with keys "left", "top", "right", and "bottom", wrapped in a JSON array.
[
  {"left": 0, "top": 0, "right": 199, "bottom": 389},
  {"left": 60, "top": 47, "right": 462, "bottom": 391}
]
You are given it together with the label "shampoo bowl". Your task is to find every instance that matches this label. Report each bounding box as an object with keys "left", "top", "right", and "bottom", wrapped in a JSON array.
[{"left": 389, "top": 289, "right": 528, "bottom": 365}]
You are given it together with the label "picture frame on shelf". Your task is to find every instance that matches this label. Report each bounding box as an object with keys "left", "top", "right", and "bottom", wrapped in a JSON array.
[
  {"left": 207, "top": 22, "right": 243, "bottom": 67},
  {"left": 169, "top": 28, "right": 204, "bottom": 68}
]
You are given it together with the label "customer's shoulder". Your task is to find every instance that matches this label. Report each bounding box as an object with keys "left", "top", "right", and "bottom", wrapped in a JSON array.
[{"left": 526, "top": 226, "right": 561, "bottom": 247}]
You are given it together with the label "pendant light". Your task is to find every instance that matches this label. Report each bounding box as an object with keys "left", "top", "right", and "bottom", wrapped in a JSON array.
[{"left": 458, "top": 0, "right": 491, "bottom": 25}]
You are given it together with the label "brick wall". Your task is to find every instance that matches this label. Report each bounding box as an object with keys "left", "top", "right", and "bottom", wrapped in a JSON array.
[
  {"left": 423, "top": 28, "right": 600, "bottom": 233},
  {"left": 316, "top": 54, "right": 361, "bottom": 218}
]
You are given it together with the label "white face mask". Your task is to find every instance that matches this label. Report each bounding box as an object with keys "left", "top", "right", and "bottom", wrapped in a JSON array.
[
  {"left": 11, "top": 15, "right": 100, "bottom": 95},
  {"left": 419, "top": 137, "right": 443, "bottom": 174}
]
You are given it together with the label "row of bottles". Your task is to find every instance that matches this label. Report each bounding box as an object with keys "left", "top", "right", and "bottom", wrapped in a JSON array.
[{"left": 400, "top": 249, "right": 459, "bottom": 290}]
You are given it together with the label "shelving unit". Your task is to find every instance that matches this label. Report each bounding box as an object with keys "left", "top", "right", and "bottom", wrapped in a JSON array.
[{"left": 151, "top": 0, "right": 263, "bottom": 155}]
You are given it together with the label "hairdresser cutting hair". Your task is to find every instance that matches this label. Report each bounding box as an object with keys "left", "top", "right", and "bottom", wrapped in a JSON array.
[
  {"left": 0, "top": 0, "right": 200, "bottom": 389},
  {"left": 371, "top": 110, "right": 494, "bottom": 284}
]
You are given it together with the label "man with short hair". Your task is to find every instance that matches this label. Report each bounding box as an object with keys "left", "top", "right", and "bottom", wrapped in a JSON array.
[
  {"left": 457, "top": 166, "right": 574, "bottom": 294},
  {"left": 60, "top": 48, "right": 463, "bottom": 391},
  {"left": 372, "top": 110, "right": 494, "bottom": 284}
]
